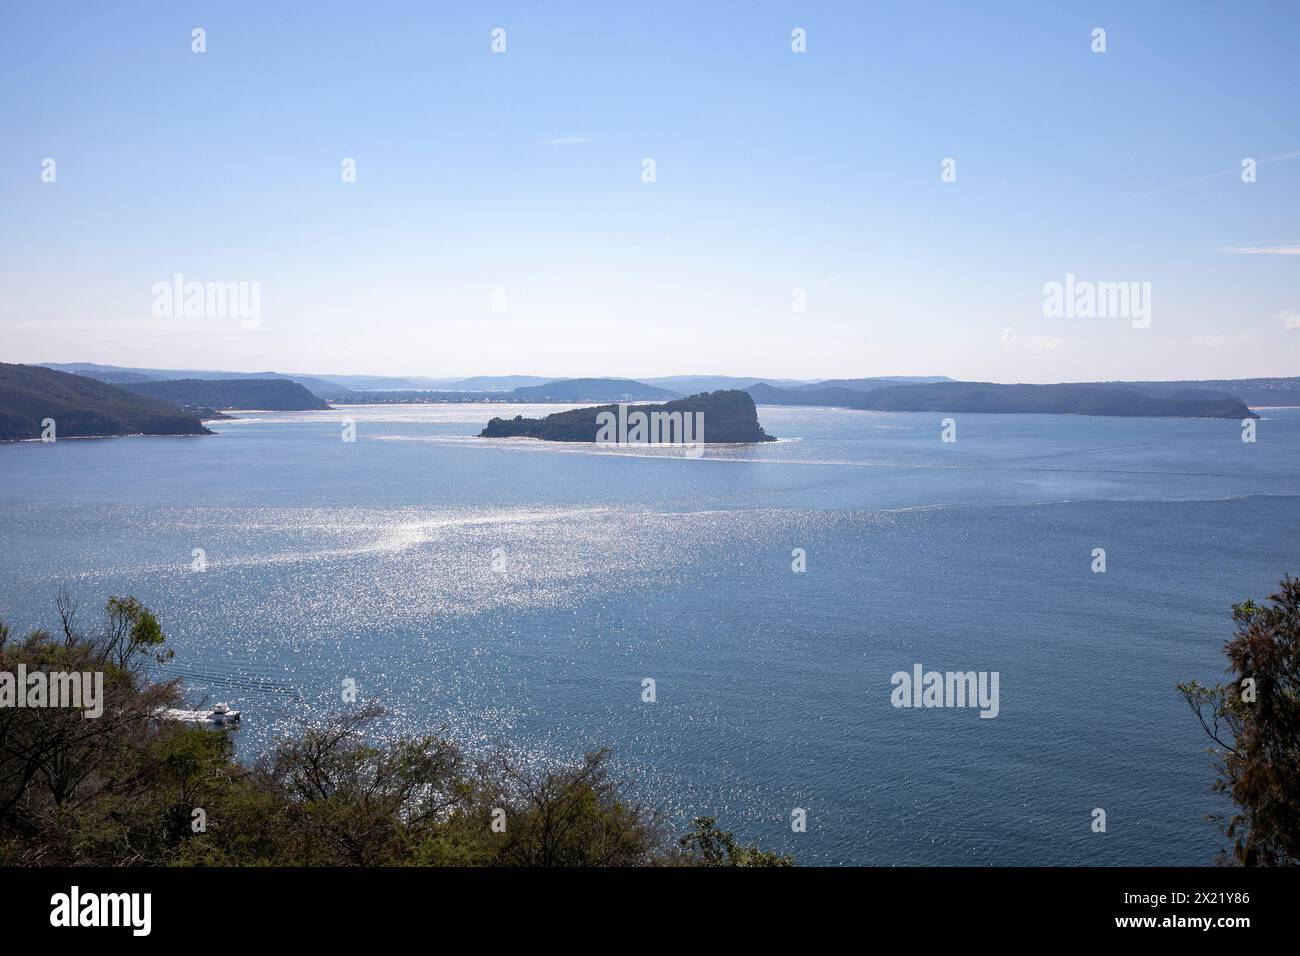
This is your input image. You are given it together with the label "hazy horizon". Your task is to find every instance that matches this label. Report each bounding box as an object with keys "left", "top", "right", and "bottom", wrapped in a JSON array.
[{"left": 20, "top": 360, "right": 1300, "bottom": 388}]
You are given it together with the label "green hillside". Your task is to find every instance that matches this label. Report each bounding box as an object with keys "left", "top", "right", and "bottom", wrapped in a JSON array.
[{"left": 0, "top": 363, "right": 210, "bottom": 441}]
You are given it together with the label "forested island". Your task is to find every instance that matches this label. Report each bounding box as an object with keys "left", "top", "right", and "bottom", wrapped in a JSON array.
[
  {"left": 480, "top": 389, "right": 776, "bottom": 443},
  {"left": 0, "top": 363, "right": 210, "bottom": 441}
]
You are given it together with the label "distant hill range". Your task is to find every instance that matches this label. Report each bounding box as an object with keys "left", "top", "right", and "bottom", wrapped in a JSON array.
[
  {"left": 480, "top": 390, "right": 775, "bottom": 443},
  {"left": 638, "top": 375, "right": 815, "bottom": 393},
  {"left": 442, "top": 375, "right": 555, "bottom": 391},
  {"left": 41, "top": 363, "right": 351, "bottom": 400},
  {"left": 789, "top": 376, "right": 954, "bottom": 391},
  {"left": 0, "top": 363, "right": 210, "bottom": 441},
  {"left": 33, "top": 362, "right": 1295, "bottom": 417},
  {"left": 746, "top": 381, "right": 1257, "bottom": 419},
  {"left": 122, "top": 378, "right": 331, "bottom": 411},
  {"left": 41, "top": 365, "right": 684, "bottom": 403},
  {"left": 330, "top": 377, "right": 685, "bottom": 404},
  {"left": 35, "top": 364, "right": 949, "bottom": 403},
  {"left": 507, "top": 378, "right": 680, "bottom": 402}
]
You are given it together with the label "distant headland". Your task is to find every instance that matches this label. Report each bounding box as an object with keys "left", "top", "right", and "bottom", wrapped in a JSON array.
[
  {"left": 0, "top": 363, "right": 210, "bottom": 441},
  {"left": 121, "top": 378, "right": 330, "bottom": 413},
  {"left": 745, "top": 380, "right": 1259, "bottom": 420}
]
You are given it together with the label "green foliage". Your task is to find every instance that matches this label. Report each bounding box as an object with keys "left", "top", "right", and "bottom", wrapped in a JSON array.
[
  {"left": 0, "top": 595, "right": 181, "bottom": 864},
  {"left": 676, "top": 817, "right": 793, "bottom": 867},
  {"left": 1179, "top": 575, "right": 1300, "bottom": 865},
  {"left": 1, "top": 596, "right": 789, "bottom": 868},
  {"left": 105, "top": 595, "right": 172, "bottom": 667}
]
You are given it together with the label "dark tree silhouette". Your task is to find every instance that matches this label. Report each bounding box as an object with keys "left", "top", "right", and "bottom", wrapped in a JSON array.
[{"left": 1180, "top": 575, "right": 1300, "bottom": 865}]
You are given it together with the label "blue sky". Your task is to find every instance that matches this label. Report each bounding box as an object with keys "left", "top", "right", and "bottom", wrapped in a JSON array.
[{"left": 2, "top": 1, "right": 1297, "bottom": 381}]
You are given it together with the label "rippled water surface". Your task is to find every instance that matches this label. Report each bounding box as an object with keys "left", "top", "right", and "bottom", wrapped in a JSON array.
[{"left": 2, "top": 403, "right": 1297, "bottom": 864}]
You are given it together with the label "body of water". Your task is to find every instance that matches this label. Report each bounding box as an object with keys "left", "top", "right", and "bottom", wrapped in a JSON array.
[{"left": 2, "top": 403, "right": 1297, "bottom": 864}]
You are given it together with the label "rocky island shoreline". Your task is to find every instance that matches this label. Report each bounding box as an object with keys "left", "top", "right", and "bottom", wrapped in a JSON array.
[{"left": 479, "top": 389, "right": 777, "bottom": 444}]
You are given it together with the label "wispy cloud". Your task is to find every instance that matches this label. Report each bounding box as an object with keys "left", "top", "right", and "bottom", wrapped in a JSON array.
[
  {"left": 1279, "top": 310, "right": 1300, "bottom": 331},
  {"left": 1218, "top": 241, "right": 1300, "bottom": 256},
  {"left": 533, "top": 136, "right": 597, "bottom": 145},
  {"left": 1001, "top": 327, "right": 1062, "bottom": 353},
  {"left": 1142, "top": 149, "right": 1300, "bottom": 197}
]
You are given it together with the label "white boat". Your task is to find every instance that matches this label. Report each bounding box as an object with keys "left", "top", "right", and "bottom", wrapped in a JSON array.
[
  {"left": 209, "top": 702, "right": 240, "bottom": 724},
  {"left": 157, "top": 703, "right": 241, "bottom": 725}
]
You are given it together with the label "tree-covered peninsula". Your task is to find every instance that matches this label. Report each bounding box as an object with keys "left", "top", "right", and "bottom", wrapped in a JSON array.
[{"left": 0, "top": 363, "right": 210, "bottom": 441}]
